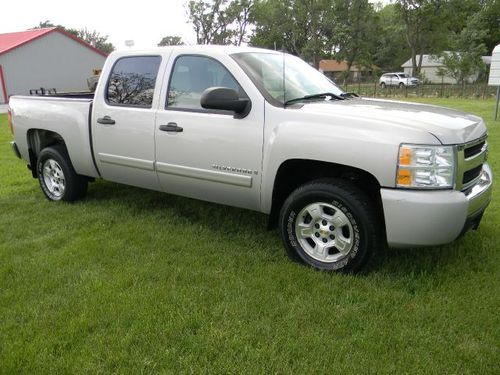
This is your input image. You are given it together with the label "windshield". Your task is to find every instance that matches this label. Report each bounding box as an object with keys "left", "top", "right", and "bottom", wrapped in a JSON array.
[
  {"left": 398, "top": 74, "right": 408, "bottom": 78},
  {"left": 232, "top": 52, "right": 344, "bottom": 105}
]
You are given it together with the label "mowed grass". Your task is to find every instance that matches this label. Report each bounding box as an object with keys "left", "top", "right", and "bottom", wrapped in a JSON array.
[{"left": 1, "top": 99, "right": 499, "bottom": 373}]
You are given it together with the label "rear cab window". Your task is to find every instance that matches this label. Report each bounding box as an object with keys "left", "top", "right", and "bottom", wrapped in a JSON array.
[{"left": 106, "top": 56, "right": 162, "bottom": 108}]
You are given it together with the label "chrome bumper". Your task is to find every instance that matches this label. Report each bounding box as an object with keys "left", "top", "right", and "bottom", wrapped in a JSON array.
[
  {"left": 464, "top": 163, "right": 492, "bottom": 216},
  {"left": 381, "top": 163, "right": 492, "bottom": 248}
]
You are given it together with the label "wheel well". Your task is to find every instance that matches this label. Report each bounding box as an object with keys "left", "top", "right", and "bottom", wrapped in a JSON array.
[
  {"left": 268, "top": 159, "right": 385, "bottom": 230},
  {"left": 27, "top": 129, "right": 67, "bottom": 178}
]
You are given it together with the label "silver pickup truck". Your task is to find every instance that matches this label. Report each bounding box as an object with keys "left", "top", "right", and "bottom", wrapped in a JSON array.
[{"left": 8, "top": 46, "right": 492, "bottom": 272}]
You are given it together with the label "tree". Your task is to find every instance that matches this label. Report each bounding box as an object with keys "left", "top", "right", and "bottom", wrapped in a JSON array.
[
  {"left": 334, "top": 0, "right": 378, "bottom": 73},
  {"left": 373, "top": 4, "right": 409, "bottom": 71},
  {"left": 250, "top": 0, "right": 342, "bottom": 67},
  {"left": 438, "top": 12, "right": 487, "bottom": 85},
  {"left": 394, "top": 0, "right": 447, "bottom": 76},
  {"left": 479, "top": 0, "right": 500, "bottom": 54},
  {"left": 226, "top": 0, "right": 254, "bottom": 45},
  {"left": 186, "top": 0, "right": 253, "bottom": 45},
  {"left": 32, "top": 21, "right": 115, "bottom": 54},
  {"left": 76, "top": 28, "right": 115, "bottom": 54},
  {"left": 158, "top": 36, "right": 184, "bottom": 46}
]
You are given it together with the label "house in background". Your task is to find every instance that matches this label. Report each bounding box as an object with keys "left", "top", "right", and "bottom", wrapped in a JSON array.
[
  {"left": 319, "top": 60, "right": 377, "bottom": 82},
  {"left": 401, "top": 54, "right": 491, "bottom": 84},
  {"left": 0, "top": 28, "right": 107, "bottom": 104}
]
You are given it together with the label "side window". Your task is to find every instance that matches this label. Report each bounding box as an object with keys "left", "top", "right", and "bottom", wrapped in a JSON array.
[
  {"left": 167, "top": 55, "right": 244, "bottom": 110},
  {"left": 106, "top": 56, "right": 161, "bottom": 108}
]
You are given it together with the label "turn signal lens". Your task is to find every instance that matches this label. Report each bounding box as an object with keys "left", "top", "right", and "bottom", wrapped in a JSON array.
[
  {"left": 396, "top": 168, "right": 412, "bottom": 186},
  {"left": 398, "top": 146, "right": 412, "bottom": 166}
]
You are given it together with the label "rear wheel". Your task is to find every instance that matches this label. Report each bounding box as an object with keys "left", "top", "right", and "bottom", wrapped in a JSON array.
[
  {"left": 279, "top": 179, "right": 382, "bottom": 272},
  {"left": 37, "top": 145, "right": 88, "bottom": 202},
  {"left": 380, "top": 82, "right": 386, "bottom": 88}
]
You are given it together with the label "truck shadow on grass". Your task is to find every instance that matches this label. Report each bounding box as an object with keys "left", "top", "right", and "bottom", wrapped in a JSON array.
[{"left": 84, "top": 180, "right": 488, "bottom": 279}]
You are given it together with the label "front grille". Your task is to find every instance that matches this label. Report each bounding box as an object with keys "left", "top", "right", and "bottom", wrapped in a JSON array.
[
  {"left": 463, "top": 165, "right": 483, "bottom": 185},
  {"left": 464, "top": 141, "right": 485, "bottom": 159},
  {"left": 456, "top": 135, "right": 488, "bottom": 191}
]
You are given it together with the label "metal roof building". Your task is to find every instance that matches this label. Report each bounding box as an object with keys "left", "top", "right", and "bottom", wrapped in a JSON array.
[{"left": 0, "top": 28, "right": 107, "bottom": 103}]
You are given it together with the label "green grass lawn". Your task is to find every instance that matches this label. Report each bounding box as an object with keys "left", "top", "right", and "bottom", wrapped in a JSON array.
[{"left": 1, "top": 99, "right": 499, "bottom": 373}]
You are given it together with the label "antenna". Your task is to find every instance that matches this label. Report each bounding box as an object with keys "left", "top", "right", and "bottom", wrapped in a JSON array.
[{"left": 282, "top": 46, "right": 286, "bottom": 108}]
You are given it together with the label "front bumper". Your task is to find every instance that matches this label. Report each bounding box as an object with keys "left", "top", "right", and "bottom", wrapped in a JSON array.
[{"left": 381, "top": 163, "right": 492, "bottom": 248}]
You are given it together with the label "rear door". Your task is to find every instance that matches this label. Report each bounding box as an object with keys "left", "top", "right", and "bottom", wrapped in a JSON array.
[{"left": 92, "top": 55, "right": 165, "bottom": 190}]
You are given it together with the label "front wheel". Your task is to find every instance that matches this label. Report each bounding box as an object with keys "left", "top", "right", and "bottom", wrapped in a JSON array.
[
  {"left": 37, "top": 145, "right": 88, "bottom": 202},
  {"left": 279, "top": 179, "right": 383, "bottom": 272}
]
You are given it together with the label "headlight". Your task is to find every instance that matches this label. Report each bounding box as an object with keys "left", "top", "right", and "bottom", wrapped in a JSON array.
[{"left": 396, "top": 144, "right": 455, "bottom": 189}]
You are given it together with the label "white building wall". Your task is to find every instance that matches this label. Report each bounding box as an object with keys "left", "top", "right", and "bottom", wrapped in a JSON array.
[
  {"left": 0, "top": 31, "right": 106, "bottom": 102},
  {"left": 403, "top": 65, "right": 479, "bottom": 84},
  {"left": 420, "top": 67, "right": 457, "bottom": 84}
]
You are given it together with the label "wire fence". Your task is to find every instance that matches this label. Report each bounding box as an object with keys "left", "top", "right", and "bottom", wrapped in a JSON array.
[{"left": 341, "top": 82, "right": 497, "bottom": 99}]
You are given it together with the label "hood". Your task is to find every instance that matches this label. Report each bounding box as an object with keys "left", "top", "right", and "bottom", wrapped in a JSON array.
[{"left": 299, "top": 98, "right": 486, "bottom": 144}]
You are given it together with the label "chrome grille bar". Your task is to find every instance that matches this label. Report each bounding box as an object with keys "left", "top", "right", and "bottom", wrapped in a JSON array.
[{"left": 455, "top": 134, "right": 488, "bottom": 191}]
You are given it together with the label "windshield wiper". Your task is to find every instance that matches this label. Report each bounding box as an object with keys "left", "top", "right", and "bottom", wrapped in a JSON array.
[
  {"left": 284, "top": 92, "right": 345, "bottom": 106},
  {"left": 340, "top": 92, "right": 360, "bottom": 99}
]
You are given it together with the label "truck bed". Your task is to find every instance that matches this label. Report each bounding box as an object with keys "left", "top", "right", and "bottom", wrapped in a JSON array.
[{"left": 9, "top": 95, "right": 99, "bottom": 178}]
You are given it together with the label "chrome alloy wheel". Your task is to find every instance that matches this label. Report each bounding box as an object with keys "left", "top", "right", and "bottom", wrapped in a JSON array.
[
  {"left": 295, "top": 202, "right": 354, "bottom": 263},
  {"left": 42, "top": 159, "right": 66, "bottom": 198}
]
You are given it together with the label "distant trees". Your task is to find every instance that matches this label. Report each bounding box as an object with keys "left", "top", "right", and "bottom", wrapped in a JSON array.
[
  {"left": 186, "top": 0, "right": 253, "bottom": 45},
  {"left": 250, "top": 0, "right": 339, "bottom": 67},
  {"left": 76, "top": 28, "right": 115, "bottom": 54},
  {"left": 438, "top": 12, "right": 488, "bottom": 85},
  {"left": 32, "top": 21, "right": 115, "bottom": 54},
  {"left": 334, "top": 0, "right": 378, "bottom": 73},
  {"left": 393, "top": 0, "right": 448, "bottom": 76},
  {"left": 158, "top": 36, "right": 184, "bottom": 46}
]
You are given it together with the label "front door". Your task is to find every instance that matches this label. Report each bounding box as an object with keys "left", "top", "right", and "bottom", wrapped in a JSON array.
[{"left": 154, "top": 54, "right": 264, "bottom": 210}]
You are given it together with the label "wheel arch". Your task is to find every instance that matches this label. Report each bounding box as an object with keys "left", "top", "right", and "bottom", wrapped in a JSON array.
[
  {"left": 268, "top": 159, "right": 385, "bottom": 233},
  {"left": 27, "top": 129, "right": 68, "bottom": 178}
]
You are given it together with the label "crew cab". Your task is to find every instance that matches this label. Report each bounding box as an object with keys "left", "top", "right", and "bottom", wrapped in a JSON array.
[{"left": 8, "top": 46, "right": 493, "bottom": 271}]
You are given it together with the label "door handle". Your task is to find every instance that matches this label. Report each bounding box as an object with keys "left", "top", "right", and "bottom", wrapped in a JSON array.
[
  {"left": 97, "top": 116, "right": 116, "bottom": 125},
  {"left": 159, "top": 122, "right": 183, "bottom": 132}
]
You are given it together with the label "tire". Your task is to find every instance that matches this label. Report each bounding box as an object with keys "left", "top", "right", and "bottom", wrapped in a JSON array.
[
  {"left": 279, "top": 179, "right": 383, "bottom": 272},
  {"left": 399, "top": 82, "right": 405, "bottom": 88},
  {"left": 37, "top": 145, "right": 88, "bottom": 202},
  {"left": 380, "top": 82, "right": 386, "bottom": 88}
]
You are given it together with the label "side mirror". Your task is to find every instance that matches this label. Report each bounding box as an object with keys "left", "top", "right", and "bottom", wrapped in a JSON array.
[{"left": 200, "top": 87, "right": 251, "bottom": 118}]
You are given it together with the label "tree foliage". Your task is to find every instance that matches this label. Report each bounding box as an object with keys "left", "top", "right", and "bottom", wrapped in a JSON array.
[
  {"left": 250, "top": 0, "right": 343, "bottom": 67},
  {"left": 76, "top": 28, "right": 115, "bottom": 54},
  {"left": 438, "top": 12, "right": 488, "bottom": 85},
  {"left": 373, "top": 4, "right": 408, "bottom": 71},
  {"left": 158, "top": 36, "right": 184, "bottom": 46},
  {"left": 333, "top": 0, "right": 378, "bottom": 71},
  {"left": 32, "top": 21, "right": 115, "bottom": 54},
  {"left": 394, "top": 0, "right": 448, "bottom": 76},
  {"left": 186, "top": 0, "right": 253, "bottom": 45}
]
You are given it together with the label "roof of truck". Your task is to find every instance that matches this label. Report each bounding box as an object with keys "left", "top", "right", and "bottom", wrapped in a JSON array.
[{"left": 111, "top": 44, "right": 281, "bottom": 58}]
